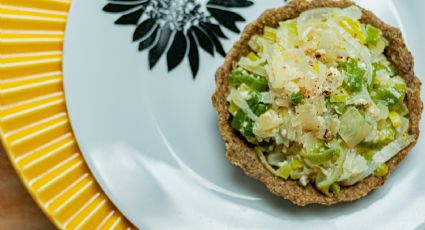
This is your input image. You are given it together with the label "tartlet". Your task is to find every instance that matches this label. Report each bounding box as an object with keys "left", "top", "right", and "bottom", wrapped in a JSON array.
[{"left": 212, "top": 0, "right": 422, "bottom": 205}]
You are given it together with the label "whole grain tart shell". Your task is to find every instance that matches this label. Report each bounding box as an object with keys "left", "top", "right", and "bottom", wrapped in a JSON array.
[{"left": 212, "top": 0, "right": 423, "bottom": 206}]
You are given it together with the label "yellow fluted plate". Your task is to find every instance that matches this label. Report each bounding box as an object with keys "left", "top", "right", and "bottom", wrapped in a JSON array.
[{"left": 0, "top": 1, "right": 134, "bottom": 229}]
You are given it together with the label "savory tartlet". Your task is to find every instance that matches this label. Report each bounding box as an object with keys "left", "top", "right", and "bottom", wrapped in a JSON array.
[{"left": 212, "top": 0, "right": 422, "bottom": 205}]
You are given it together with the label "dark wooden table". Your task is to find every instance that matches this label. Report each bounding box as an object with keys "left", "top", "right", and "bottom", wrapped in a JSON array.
[{"left": 0, "top": 149, "right": 55, "bottom": 229}]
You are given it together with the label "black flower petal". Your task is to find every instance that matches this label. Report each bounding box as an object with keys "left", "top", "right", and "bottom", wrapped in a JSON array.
[
  {"left": 139, "top": 26, "right": 159, "bottom": 51},
  {"left": 149, "top": 26, "right": 173, "bottom": 69},
  {"left": 207, "top": 0, "right": 253, "bottom": 8},
  {"left": 167, "top": 31, "right": 188, "bottom": 71},
  {"left": 187, "top": 31, "right": 199, "bottom": 78},
  {"left": 103, "top": 3, "right": 145, "bottom": 13},
  {"left": 199, "top": 22, "right": 227, "bottom": 39},
  {"left": 207, "top": 7, "right": 245, "bottom": 33},
  {"left": 199, "top": 24, "right": 226, "bottom": 56},
  {"left": 133, "top": 19, "right": 157, "bottom": 41},
  {"left": 190, "top": 26, "right": 214, "bottom": 56},
  {"left": 115, "top": 7, "right": 145, "bottom": 25}
]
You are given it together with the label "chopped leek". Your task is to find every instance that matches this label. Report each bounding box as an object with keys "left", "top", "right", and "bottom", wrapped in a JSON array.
[
  {"left": 338, "top": 17, "right": 365, "bottom": 44},
  {"left": 373, "top": 137, "right": 412, "bottom": 163},
  {"left": 371, "top": 87, "right": 404, "bottom": 106},
  {"left": 263, "top": 26, "right": 277, "bottom": 42},
  {"left": 330, "top": 88, "right": 348, "bottom": 103},
  {"left": 277, "top": 21, "right": 298, "bottom": 49},
  {"left": 307, "top": 148, "right": 336, "bottom": 165},
  {"left": 389, "top": 111, "right": 401, "bottom": 128},
  {"left": 238, "top": 57, "right": 268, "bottom": 77},
  {"left": 277, "top": 162, "right": 292, "bottom": 180}
]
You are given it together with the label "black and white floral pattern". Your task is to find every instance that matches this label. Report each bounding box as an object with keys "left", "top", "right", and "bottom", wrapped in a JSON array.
[{"left": 103, "top": 0, "right": 287, "bottom": 78}]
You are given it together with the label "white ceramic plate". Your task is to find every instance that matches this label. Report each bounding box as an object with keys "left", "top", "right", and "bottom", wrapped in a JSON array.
[{"left": 63, "top": 0, "right": 425, "bottom": 229}]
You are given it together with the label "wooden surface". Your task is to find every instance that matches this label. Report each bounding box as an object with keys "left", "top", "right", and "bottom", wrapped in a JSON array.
[{"left": 0, "top": 148, "right": 55, "bottom": 230}]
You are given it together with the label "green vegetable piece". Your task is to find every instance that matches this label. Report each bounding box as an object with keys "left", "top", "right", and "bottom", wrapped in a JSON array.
[
  {"left": 254, "top": 104, "right": 269, "bottom": 116},
  {"left": 327, "top": 100, "right": 347, "bottom": 115},
  {"left": 374, "top": 163, "right": 389, "bottom": 177},
  {"left": 366, "top": 24, "right": 382, "bottom": 46},
  {"left": 290, "top": 92, "right": 304, "bottom": 105},
  {"left": 291, "top": 160, "right": 304, "bottom": 170},
  {"left": 231, "top": 109, "right": 246, "bottom": 131},
  {"left": 247, "top": 91, "right": 270, "bottom": 116},
  {"left": 330, "top": 95, "right": 348, "bottom": 104},
  {"left": 228, "top": 101, "right": 239, "bottom": 116},
  {"left": 315, "top": 167, "right": 343, "bottom": 196},
  {"left": 391, "top": 102, "right": 409, "bottom": 116},
  {"left": 243, "top": 120, "right": 255, "bottom": 137},
  {"left": 330, "top": 183, "right": 341, "bottom": 197},
  {"left": 371, "top": 87, "right": 403, "bottom": 106},
  {"left": 373, "top": 62, "right": 395, "bottom": 77},
  {"left": 378, "top": 127, "right": 396, "bottom": 143},
  {"left": 229, "top": 69, "right": 269, "bottom": 92},
  {"left": 231, "top": 109, "right": 255, "bottom": 138},
  {"left": 346, "top": 59, "right": 366, "bottom": 92},
  {"left": 277, "top": 162, "right": 292, "bottom": 180},
  {"left": 389, "top": 111, "right": 401, "bottom": 128},
  {"left": 307, "top": 148, "right": 336, "bottom": 165}
]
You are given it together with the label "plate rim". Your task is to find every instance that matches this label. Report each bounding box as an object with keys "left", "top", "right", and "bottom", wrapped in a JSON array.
[{"left": 0, "top": 1, "right": 133, "bottom": 229}]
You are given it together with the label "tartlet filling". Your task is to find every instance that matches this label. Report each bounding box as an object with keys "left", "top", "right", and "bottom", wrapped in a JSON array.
[{"left": 227, "top": 6, "right": 411, "bottom": 196}]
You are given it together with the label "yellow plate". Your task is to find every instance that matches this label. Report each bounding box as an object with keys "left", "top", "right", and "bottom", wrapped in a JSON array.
[{"left": 0, "top": 1, "right": 134, "bottom": 229}]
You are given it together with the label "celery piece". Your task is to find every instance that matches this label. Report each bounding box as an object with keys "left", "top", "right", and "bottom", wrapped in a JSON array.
[{"left": 366, "top": 24, "right": 382, "bottom": 46}]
